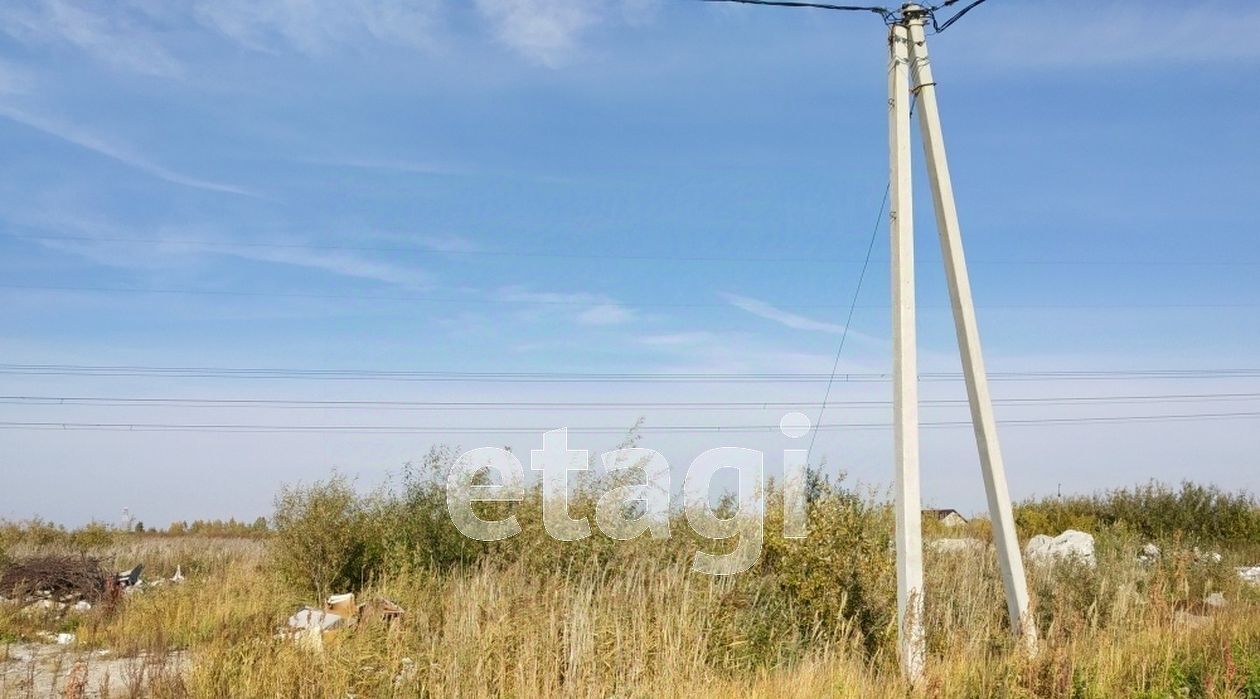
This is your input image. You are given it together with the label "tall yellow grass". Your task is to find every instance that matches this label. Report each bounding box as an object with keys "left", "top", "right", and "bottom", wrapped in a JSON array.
[{"left": 3, "top": 479, "right": 1259, "bottom": 698}]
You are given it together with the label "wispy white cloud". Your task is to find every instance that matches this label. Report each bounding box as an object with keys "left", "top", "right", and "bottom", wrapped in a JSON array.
[
  {"left": 1, "top": 0, "right": 663, "bottom": 77},
  {"left": 576, "top": 303, "right": 634, "bottom": 325},
  {"left": 401, "top": 233, "right": 483, "bottom": 254},
  {"left": 218, "top": 245, "right": 429, "bottom": 288},
  {"left": 0, "top": 105, "right": 256, "bottom": 197},
  {"left": 498, "top": 286, "right": 636, "bottom": 325},
  {"left": 473, "top": 0, "right": 598, "bottom": 68},
  {"left": 721, "top": 292, "right": 848, "bottom": 335},
  {"left": 0, "top": 0, "right": 183, "bottom": 77},
  {"left": 473, "top": 0, "right": 659, "bottom": 67},
  {"left": 193, "top": 0, "right": 444, "bottom": 55},
  {"left": 12, "top": 211, "right": 431, "bottom": 288},
  {"left": 636, "top": 331, "right": 720, "bottom": 347}
]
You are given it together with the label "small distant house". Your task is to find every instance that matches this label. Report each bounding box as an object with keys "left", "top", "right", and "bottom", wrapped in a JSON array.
[{"left": 923, "top": 508, "right": 967, "bottom": 528}]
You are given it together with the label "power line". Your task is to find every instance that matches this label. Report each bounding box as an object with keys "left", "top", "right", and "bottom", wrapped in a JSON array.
[
  {"left": 700, "top": 0, "right": 891, "bottom": 18},
  {"left": 14, "top": 235, "right": 1260, "bottom": 267},
  {"left": 808, "top": 184, "right": 886, "bottom": 461},
  {"left": 2, "top": 410, "right": 1258, "bottom": 434},
  {"left": 9, "top": 234, "right": 845, "bottom": 264},
  {"left": 930, "top": 0, "right": 989, "bottom": 33},
  {"left": 698, "top": 0, "right": 992, "bottom": 33},
  {"left": 3, "top": 391, "right": 1260, "bottom": 411},
  {"left": 2, "top": 283, "right": 1255, "bottom": 310},
  {"left": 3, "top": 364, "right": 1260, "bottom": 383}
]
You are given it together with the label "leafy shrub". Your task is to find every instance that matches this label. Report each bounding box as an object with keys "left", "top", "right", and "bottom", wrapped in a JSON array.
[
  {"left": 761, "top": 474, "right": 896, "bottom": 653},
  {"left": 1016, "top": 481, "right": 1260, "bottom": 548},
  {"left": 270, "top": 474, "right": 385, "bottom": 600}
]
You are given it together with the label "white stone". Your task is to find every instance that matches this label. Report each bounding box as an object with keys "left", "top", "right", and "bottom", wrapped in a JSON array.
[
  {"left": 1138, "top": 543, "right": 1160, "bottom": 562},
  {"left": 27, "top": 599, "right": 66, "bottom": 612},
  {"left": 71, "top": 600, "right": 92, "bottom": 613},
  {"left": 1194, "top": 548, "right": 1223, "bottom": 564},
  {"left": 928, "top": 538, "right": 986, "bottom": 554},
  {"left": 1238, "top": 566, "right": 1260, "bottom": 585},
  {"left": 287, "top": 608, "right": 345, "bottom": 632},
  {"left": 1205, "top": 592, "right": 1227, "bottom": 609},
  {"left": 1024, "top": 529, "right": 1096, "bottom": 567}
]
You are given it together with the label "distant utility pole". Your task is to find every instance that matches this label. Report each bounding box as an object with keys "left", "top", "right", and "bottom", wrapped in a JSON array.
[{"left": 889, "top": 4, "right": 1036, "bottom": 682}]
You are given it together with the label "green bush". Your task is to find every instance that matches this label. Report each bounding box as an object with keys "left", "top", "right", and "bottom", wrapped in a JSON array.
[
  {"left": 379, "top": 446, "right": 492, "bottom": 571},
  {"left": 761, "top": 474, "right": 896, "bottom": 653},
  {"left": 1016, "top": 481, "right": 1260, "bottom": 548},
  {"left": 270, "top": 474, "right": 385, "bottom": 600}
]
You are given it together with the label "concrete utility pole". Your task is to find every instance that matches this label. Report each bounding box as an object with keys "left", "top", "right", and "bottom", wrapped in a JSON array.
[
  {"left": 890, "top": 4, "right": 1038, "bottom": 683},
  {"left": 887, "top": 16, "right": 925, "bottom": 683},
  {"left": 704, "top": 0, "right": 1031, "bottom": 683}
]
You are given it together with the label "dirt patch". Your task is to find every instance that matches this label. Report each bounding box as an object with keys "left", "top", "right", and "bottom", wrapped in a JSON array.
[{"left": 1, "top": 642, "right": 187, "bottom": 698}]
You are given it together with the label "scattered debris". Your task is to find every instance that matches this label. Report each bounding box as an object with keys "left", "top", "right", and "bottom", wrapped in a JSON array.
[
  {"left": 171, "top": 565, "right": 185, "bottom": 584},
  {"left": 1138, "top": 543, "right": 1161, "bottom": 563},
  {"left": 29, "top": 599, "right": 66, "bottom": 612},
  {"left": 34, "top": 631, "right": 76, "bottom": 645},
  {"left": 1238, "top": 566, "right": 1260, "bottom": 585},
  {"left": 1025, "top": 530, "right": 1096, "bottom": 567},
  {"left": 928, "top": 538, "right": 986, "bottom": 554},
  {"left": 0, "top": 555, "right": 108, "bottom": 605},
  {"left": 326, "top": 592, "right": 357, "bottom": 618},
  {"left": 115, "top": 564, "right": 144, "bottom": 589},
  {"left": 288, "top": 608, "right": 347, "bottom": 633},
  {"left": 1193, "top": 548, "right": 1223, "bottom": 564},
  {"left": 361, "top": 597, "right": 406, "bottom": 626},
  {"left": 394, "top": 657, "right": 417, "bottom": 687},
  {"left": 281, "top": 592, "right": 408, "bottom": 650},
  {"left": 286, "top": 608, "right": 346, "bottom": 652}
]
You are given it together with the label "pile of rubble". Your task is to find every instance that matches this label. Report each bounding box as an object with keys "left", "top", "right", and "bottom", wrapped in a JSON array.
[
  {"left": 0, "top": 556, "right": 184, "bottom": 620},
  {"left": 284, "top": 592, "right": 405, "bottom": 651},
  {"left": 0, "top": 556, "right": 110, "bottom": 611}
]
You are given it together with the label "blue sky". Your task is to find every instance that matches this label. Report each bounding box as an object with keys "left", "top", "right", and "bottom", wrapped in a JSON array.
[{"left": 0, "top": 0, "right": 1258, "bottom": 527}]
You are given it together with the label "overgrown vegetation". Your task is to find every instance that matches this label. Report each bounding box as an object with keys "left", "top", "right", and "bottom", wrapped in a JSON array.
[
  {"left": 1016, "top": 481, "right": 1260, "bottom": 552},
  {"left": 3, "top": 460, "right": 1258, "bottom": 697}
]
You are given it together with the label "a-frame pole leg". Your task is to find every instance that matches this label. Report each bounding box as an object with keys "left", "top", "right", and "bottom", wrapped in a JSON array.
[
  {"left": 889, "top": 18, "right": 925, "bottom": 684},
  {"left": 904, "top": 8, "right": 1037, "bottom": 651}
]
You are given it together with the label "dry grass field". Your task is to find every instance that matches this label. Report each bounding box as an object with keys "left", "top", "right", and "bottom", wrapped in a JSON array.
[{"left": 2, "top": 471, "right": 1259, "bottom": 698}]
